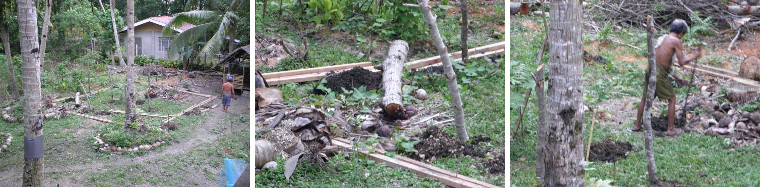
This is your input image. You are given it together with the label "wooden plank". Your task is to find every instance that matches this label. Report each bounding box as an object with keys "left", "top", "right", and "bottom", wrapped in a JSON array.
[
  {"left": 262, "top": 62, "right": 372, "bottom": 79},
  {"left": 108, "top": 110, "right": 175, "bottom": 118},
  {"left": 70, "top": 112, "right": 115, "bottom": 124},
  {"left": 52, "top": 87, "right": 109, "bottom": 103},
  {"left": 674, "top": 64, "right": 760, "bottom": 88},
  {"left": 417, "top": 48, "right": 505, "bottom": 70},
  {"left": 331, "top": 138, "right": 498, "bottom": 188},
  {"left": 263, "top": 42, "right": 505, "bottom": 85},
  {"left": 166, "top": 96, "right": 216, "bottom": 122},
  {"left": 177, "top": 90, "right": 213, "bottom": 98},
  {"left": 407, "top": 42, "right": 505, "bottom": 69}
]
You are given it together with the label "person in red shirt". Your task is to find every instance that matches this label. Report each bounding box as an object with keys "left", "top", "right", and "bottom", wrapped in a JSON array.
[{"left": 221, "top": 77, "right": 234, "bottom": 113}]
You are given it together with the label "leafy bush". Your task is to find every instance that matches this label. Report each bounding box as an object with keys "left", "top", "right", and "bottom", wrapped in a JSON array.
[
  {"left": 102, "top": 128, "right": 134, "bottom": 147},
  {"left": 306, "top": 0, "right": 346, "bottom": 27}
]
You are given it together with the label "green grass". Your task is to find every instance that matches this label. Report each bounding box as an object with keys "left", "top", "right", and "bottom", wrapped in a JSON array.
[
  {"left": 510, "top": 15, "right": 760, "bottom": 187},
  {"left": 255, "top": 152, "right": 442, "bottom": 187}
]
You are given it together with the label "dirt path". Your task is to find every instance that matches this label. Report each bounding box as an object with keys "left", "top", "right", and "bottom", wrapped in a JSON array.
[{"left": 0, "top": 77, "right": 249, "bottom": 186}]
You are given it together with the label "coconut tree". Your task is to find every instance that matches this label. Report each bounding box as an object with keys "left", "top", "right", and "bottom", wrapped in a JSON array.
[
  {"left": 162, "top": 0, "right": 241, "bottom": 66},
  {"left": 124, "top": 0, "right": 136, "bottom": 126},
  {"left": 16, "top": 0, "right": 44, "bottom": 185}
]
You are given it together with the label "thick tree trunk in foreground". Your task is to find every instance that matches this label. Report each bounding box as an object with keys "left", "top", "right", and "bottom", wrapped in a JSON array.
[
  {"left": 38, "top": 0, "right": 52, "bottom": 67},
  {"left": 643, "top": 15, "right": 660, "bottom": 185},
  {"left": 109, "top": 0, "right": 126, "bottom": 67},
  {"left": 17, "top": 0, "right": 45, "bottom": 186},
  {"left": 125, "top": 0, "right": 136, "bottom": 126},
  {"left": 417, "top": 0, "right": 468, "bottom": 142},
  {"left": 381, "top": 40, "right": 409, "bottom": 119},
  {"left": 0, "top": 21, "right": 19, "bottom": 100},
  {"left": 541, "top": 0, "right": 585, "bottom": 186}
]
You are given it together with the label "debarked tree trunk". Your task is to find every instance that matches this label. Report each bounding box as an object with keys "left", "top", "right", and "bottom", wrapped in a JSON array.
[{"left": 381, "top": 40, "right": 409, "bottom": 120}]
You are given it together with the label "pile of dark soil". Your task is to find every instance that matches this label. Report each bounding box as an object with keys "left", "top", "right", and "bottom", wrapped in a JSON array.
[
  {"left": 412, "top": 65, "right": 444, "bottom": 75},
  {"left": 656, "top": 179, "right": 686, "bottom": 187},
  {"left": 484, "top": 153, "right": 505, "bottom": 174},
  {"left": 313, "top": 67, "right": 382, "bottom": 94},
  {"left": 94, "top": 111, "right": 111, "bottom": 116},
  {"left": 651, "top": 115, "right": 686, "bottom": 132},
  {"left": 161, "top": 122, "right": 179, "bottom": 131},
  {"left": 411, "top": 126, "right": 486, "bottom": 162},
  {"left": 588, "top": 139, "right": 633, "bottom": 163}
]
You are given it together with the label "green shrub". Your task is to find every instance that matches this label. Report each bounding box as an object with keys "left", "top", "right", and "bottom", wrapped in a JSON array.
[
  {"left": 306, "top": 0, "right": 347, "bottom": 27},
  {"left": 103, "top": 128, "right": 134, "bottom": 147}
]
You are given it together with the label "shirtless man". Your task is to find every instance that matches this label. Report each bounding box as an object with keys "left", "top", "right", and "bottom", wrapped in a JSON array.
[
  {"left": 221, "top": 77, "right": 234, "bottom": 113},
  {"left": 633, "top": 19, "right": 701, "bottom": 136}
]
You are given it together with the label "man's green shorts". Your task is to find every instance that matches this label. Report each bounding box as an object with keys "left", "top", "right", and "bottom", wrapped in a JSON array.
[{"left": 643, "top": 65, "right": 674, "bottom": 99}]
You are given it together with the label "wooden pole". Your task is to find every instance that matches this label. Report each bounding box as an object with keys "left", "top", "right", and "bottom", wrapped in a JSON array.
[
  {"left": 643, "top": 15, "right": 660, "bottom": 185},
  {"left": 381, "top": 40, "right": 410, "bottom": 119},
  {"left": 534, "top": 0, "right": 550, "bottom": 179},
  {"left": 413, "top": 0, "right": 469, "bottom": 142}
]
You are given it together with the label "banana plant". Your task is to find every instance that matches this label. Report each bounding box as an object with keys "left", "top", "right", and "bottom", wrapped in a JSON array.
[{"left": 307, "top": 0, "right": 345, "bottom": 27}]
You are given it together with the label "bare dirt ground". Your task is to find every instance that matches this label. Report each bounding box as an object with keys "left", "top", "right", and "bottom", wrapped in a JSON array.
[{"left": 0, "top": 76, "right": 250, "bottom": 186}]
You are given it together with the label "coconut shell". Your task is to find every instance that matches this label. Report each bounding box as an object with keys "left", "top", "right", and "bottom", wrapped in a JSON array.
[
  {"left": 255, "top": 140, "right": 278, "bottom": 169},
  {"left": 751, "top": 112, "right": 760, "bottom": 124},
  {"left": 737, "top": 122, "right": 747, "bottom": 130},
  {"left": 415, "top": 89, "right": 428, "bottom": 100},
  {"left": 713, "top": 111, "right": 725, "bottom": 120},
  {"left": 721, "top": 102, "right": 732, "bottom": 112},
  {"left": 376, "top": 125, "right": 392, "bottom": 138},
  {"left": 719, "top": 117, "right": 732, "bottom": 127}
]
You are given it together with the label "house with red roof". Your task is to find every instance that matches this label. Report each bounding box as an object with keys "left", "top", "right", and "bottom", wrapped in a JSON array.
[{"left": 120, "top": 16, "right": 195, "bottom": 60}]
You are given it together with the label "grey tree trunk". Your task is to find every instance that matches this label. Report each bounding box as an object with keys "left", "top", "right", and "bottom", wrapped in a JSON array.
[
  {"left": 109, "top": 0, "right": 126, "bottom": 67},
  {"left": 534, "top": 40, "right": 549, "bottom": 180},
  {"left": 17, "top": 0, "right": 45, "bottom": 186},
  {"left": 541, "top": 0, "right": 585, "bottom": 186},
  {"left": 643, "top": 16, "right": 660, "bottom": 185},
  {"left": 381, "top": 40, "right": 409, "bottom": 119},
  {"left": 38, "top": 0, "right": 52, "bottom": 67},
  {"left": 229, "top": 22, "right": 236, "bottom": 54},
  {"left": 417, "top": 0, "right": 468, "bottom": 142},
  {"left": 125, "top": 0, "right": 136, "bottom": 126},
  {"left": 0, "top": 21, "right": 19, "bottom": 100},
  {"left": 460, "top": 0, "right": 468, "bottom": 66},
  {"left": 534, "top": 0, "right": 550, "bottom": 180}
]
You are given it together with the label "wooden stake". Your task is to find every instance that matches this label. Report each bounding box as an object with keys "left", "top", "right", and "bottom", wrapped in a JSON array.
[{"left": 514, "top": 88, "right": 532, "bottom": 135}]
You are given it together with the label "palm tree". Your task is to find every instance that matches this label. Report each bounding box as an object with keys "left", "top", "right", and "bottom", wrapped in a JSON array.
[
  {"left": 16, "top": 0, "right": 44, "bottom": 186},
  {"left": 162, "top": 0, "right": 241, "bottom": 66},
  {"left": 124, "top": 0, "right": 136, "bottom": 126},
  {"left": 0, "top": 0, "right": 19, "bottom": 100}
]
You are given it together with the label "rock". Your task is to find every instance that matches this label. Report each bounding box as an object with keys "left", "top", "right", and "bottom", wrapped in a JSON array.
[
  {"left": 415, "top": 89, "right": 428, "bottom": 100},
  {"left": 92, "top": 146, "right": 99, "bottom": 150},
  {"left": 110, "top": 146, "right": 117, "bottom": 151},
  {"left": 255, "top": 88, "right": 284, "bottom": 109},
  {"left": 719, "top": 117, "right": 732, "bottom": 127},
  {"left": 713, "top": 111, "right": 725, "bottom": 120},
  {"left": 263, "top": 161, "right": 278, "bottom": 169},
  {"left": 751, "top": 112, "right": 760, "bottom": 124},
  {"left": 117, "top": 147, "right": 123, "bottom": 152},
  {"left": 2, "top": 145, "right": 7, "bottom": 149},
  {"left": 738, "top": 56, "right": 760, "bottom": 81},
  {"left": 153, "top": 142, "right": 160, "bottom": 147},
  {"left": 721, "top": 102, "right": 732, "bottom": 112},
  {"left": 376, "top": 125, "right": 391, "bottom": 138},
  {"left": 737, "top": 122, "right": 747, "bottom": 130}
]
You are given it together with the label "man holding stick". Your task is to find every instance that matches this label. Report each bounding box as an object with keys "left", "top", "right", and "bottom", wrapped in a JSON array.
[{"left": 633, "top": 19, "right": 702, "bottom": 136}]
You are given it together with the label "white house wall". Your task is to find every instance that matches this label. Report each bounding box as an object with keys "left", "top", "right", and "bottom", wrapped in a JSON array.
[{"left": 120, "top": 22, "right": 181, "bottom": 60}]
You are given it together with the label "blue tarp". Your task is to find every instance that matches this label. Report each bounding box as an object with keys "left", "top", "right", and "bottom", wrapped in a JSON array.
[{"left": 219, "top": 158, "right": 248, "bottom": 187}]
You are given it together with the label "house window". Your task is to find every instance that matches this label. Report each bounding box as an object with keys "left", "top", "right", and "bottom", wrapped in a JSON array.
[{"left": 159, "top": 37, "right": 172, "bottom": 52}]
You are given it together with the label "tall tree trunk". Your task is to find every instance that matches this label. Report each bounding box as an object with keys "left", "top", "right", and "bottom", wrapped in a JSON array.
[
  {"left": 228, "top": 22, "right": 236, "bottom": 54},
  {"left": 109, "top": 0, "right": 126, "bottom": 66},
  {"left": 124, "top": 0, "right": 136, "bottom": 126},
  {"left": 417, "top": 0, "right": 468, "bottom": 142},
  {"left": 541, "top": 0, "right": 585, "bottom": 186},
  {"left": 17, "top": 0, "right": 44, "bottom": 186},
  {"left": 0, "top": 21, "right": 19, "bottom": 100},
  {"left": 38, "top": 0, "right": 52, "bottom": 67},
  {"left": 262, "top": 0, "right": 268, "bottom": 19},
  {"left": 460, "top": 0, "right": 468, "bottom": 66},
  {"left": 642, "top": 15, "right": 660, "bottom": 185}
]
